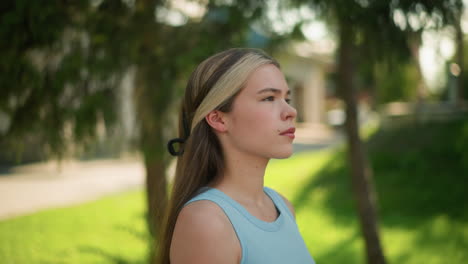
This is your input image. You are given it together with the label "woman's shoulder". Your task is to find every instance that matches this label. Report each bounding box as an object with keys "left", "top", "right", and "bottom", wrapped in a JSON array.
[
  {"left": 170, "top": 200, "right": 240, "bottom": 263},
  {"left": 179, "top": 199, "right": 228, "bottom": 227}
]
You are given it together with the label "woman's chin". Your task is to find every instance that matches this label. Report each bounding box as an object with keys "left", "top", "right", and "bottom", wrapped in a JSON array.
[{"left": 270, "top": 147, "right": 294, "bottom": 159}]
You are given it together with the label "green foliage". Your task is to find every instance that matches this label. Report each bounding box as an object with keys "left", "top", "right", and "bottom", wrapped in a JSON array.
[
  {"left": 369, "top": 118, "right": 468, "bottom": 220},
  {"left": 292, "top": 0, "right": 463, "bottom": 104},
  {"left": 0, "top": 0, "right": 289, "bottom": 164},
  {"left": 0, "top": 0, "right": 119, "bottom": 162},
  {"left": 373, "top": 61, "right": 420, "bottom": 103}
]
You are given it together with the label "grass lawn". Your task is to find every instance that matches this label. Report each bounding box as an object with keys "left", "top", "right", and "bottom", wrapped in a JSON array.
[
  {"left": 266, "top": 117, "right": 468, "bottom": 264},
  {"left": 1, "top": 118, "right": 467, "bottom": 263},
  {"left": 0, "top": 191, "right": 150, "bottom": 264}
]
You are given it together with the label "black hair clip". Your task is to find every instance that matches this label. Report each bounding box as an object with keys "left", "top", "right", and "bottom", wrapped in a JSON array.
[
  {"left": 167, "top": 112, "right": 191, "bottom": 156},
  {"left": 167, "top": 137, "right": 185, "bottom": 156}
]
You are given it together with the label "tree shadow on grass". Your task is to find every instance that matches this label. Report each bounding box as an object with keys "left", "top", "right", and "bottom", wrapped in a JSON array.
[
  {"left": 313, "top": 231, "right": 362, "bottom": 264},
  {"left": 79, "top": 246, "right": 140, "bottom": 264},
  {"left": 368, "top": 120, "right": 468, "bottom": 224},
  {"left": 79, "top": 223, "right": 151, "bottom": 264},
  {"left": 116, "top": 223, "right": 151, "bottom": 244},
  {"left": 292, "top": 119, "right": 468, "bottom": 262},
  {"left": 294, "top": 119, "right": 468, "bottom": 229},
  {"left": 293, "top": 149, "right": 357, "bottom": 225},
  {"left": 384, "top": 215, "right": 468, "bottom": 263}
]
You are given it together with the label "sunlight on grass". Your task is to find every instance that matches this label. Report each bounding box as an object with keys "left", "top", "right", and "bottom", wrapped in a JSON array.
[
  {"left": 0, "top": 190, "right": 149, "bottom": 264},
  {"left": 264, "top": 118, "right": 468, "bottom": 264},
  {"left": 382, "top": 215, "right": 468, "bottom": 264},
  {"left": 265, "top": 149, "right": 335, "bottom": 198},
  {"left": 265, "top": 148, "right": 365, "bottom": 263}
]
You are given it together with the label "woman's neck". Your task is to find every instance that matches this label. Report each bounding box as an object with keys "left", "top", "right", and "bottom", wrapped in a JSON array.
[{"left": 211, "top": 150, "right": 269, "bottom": 204}]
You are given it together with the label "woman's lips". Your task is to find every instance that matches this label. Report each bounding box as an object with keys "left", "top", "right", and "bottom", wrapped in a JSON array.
[{"left": 280, "top": 127, "right": 296, "bottom": 139}]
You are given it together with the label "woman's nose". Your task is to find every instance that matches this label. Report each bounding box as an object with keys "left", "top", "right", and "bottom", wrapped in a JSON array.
[{"left": 281, "top": 101, "right": 297, "bottom": 121}]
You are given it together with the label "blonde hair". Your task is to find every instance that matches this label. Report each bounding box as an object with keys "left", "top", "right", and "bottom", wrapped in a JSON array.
[
  {"left": 190, "top": 53, "right": 278, "bottom": 132},
  {"left": 158, "top": 48, "right": 279, "bottom": 264}
]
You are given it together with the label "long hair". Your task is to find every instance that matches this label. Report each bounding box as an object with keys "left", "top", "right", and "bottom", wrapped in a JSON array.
[{"left": 157, "top": 48, "right": 279, "bottom": 264}]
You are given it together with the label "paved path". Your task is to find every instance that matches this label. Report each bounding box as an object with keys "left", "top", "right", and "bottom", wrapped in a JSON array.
[
  {"left": 0, "top": 125, "right": 340, "bottom": 221},
  {"left": 0, "top": 158, "right": 145, "bottom": 220}
]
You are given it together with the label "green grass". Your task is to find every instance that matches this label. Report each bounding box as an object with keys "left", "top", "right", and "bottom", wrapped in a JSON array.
[
  {"left": 0, "top": 191, "right": 149, "bottom": 264},
  {"left": 266, "top": 117, "right": 468, "bottom": 264},
  {"left": 1, "top": 118, "right": 467, "bottom": 264}
]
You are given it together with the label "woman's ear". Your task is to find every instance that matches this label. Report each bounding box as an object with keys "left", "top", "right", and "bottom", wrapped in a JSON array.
[{"left": 205, "top": 110, "right": 227, "bottom": 133}]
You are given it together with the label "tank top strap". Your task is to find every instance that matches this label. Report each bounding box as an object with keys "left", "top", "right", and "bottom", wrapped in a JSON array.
[
  {"left": 263, "top": 187, "right": 295, "bottom": 221},
  {"left": 185, "top": 187, "right": 248, "bottom": 225}
]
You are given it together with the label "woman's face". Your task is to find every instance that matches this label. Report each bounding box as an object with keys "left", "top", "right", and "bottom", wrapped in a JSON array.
[{"left": 223, "top": 64, "right": 297, "bottom": 159}]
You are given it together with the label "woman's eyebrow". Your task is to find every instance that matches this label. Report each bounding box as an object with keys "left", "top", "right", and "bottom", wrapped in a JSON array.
[{"left": 257, "top": 88, "right": 291, "bottom": 95}]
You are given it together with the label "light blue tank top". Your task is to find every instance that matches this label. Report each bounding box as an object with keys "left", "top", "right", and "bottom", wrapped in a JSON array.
[{"left": 185, "top": 186, "right": 316, "bottom": 264}]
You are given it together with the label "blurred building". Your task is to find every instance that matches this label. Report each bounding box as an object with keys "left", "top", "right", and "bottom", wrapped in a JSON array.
[
  {"left": 271, "top": 41, "right": 337, "bottom": 143},
  {"left": 274, "top": 41, "right": 335, "bottom": 125}
]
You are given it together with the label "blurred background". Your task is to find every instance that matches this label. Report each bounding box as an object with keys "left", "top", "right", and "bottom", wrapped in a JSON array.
[{"left": 1, "top": 0, "right": 467, "bottom": 263}]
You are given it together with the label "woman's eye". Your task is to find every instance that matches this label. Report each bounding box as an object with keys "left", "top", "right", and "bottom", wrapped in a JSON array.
[
  {"left": 285, "top": 98, "right": 291, "bottom": 104},
  {"left": 263, "top": 96, "right": 275, "bottom": 101}
]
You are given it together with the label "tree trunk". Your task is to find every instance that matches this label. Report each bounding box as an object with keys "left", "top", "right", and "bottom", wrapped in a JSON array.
[
  {"left": 407, "top": 31, "right": 427, "bottom": 103},
  {"left": 337, "top": 22, "right": 387, "bottom": 264},
  {"left": 139, "top": 122, "right": 167, "bottom": 263},
  {"left": 133, "top": 63, "right": 169, "bottom": 262},
  {"left": 455, "top": 7, "right": 465, "bottom": 106},
  {"left": 144, "top": 154, "right": 167, "bottom": 237}
]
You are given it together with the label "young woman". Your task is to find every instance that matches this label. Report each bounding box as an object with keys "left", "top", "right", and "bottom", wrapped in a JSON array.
[{"left": 159, "top": 48, "right": 315, "bottom": 264}]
